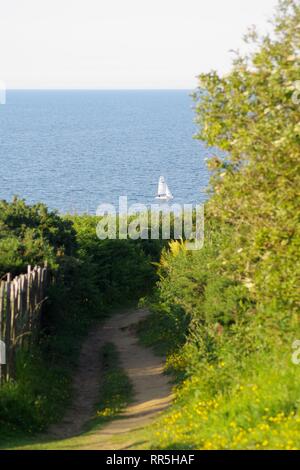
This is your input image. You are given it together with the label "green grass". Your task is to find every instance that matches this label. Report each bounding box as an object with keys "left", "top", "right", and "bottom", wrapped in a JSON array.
[
  {"left": 87, "top": 342, "right": 133, "bottom": 429},
  {"left": 144, "top": 346, "right": 300, "bottom": 450}
]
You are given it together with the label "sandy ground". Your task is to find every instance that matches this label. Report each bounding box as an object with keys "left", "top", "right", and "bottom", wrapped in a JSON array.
[{"left": 47, "top": 308, "right": 173, "bottom": 449}]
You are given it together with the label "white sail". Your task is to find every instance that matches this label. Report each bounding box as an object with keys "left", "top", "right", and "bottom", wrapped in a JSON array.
[
  {"left": 165, "top": 184, "right": 173, "bottom": 199},
  {"left": 157, "top": 176, "right": 167, "bottom": 197},
  {"left": 155, "top": 176, "right": 173, "bottom": 200}
]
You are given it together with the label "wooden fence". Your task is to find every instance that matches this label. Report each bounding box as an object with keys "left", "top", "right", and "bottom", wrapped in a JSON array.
[{"left": 0, "top": 264, "right": 49, "bottom": 383}]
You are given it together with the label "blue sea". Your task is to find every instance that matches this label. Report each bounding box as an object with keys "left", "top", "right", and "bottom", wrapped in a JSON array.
[{"left": 0, "top": 90, "right": 210, "bottom": 214}]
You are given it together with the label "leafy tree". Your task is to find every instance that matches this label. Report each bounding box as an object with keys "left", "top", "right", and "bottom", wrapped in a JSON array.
[{"left": 193, "top": 0, "right": 300, "bottom": 325}]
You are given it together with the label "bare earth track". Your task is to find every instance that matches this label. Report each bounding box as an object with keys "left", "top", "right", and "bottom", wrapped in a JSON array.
[{"left": 48, "top": 308, "right": 173, "bottom": 450}]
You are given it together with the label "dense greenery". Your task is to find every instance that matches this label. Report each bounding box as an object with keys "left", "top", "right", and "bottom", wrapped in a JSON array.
[
  {"left": 68, "top": 215, "right": 160, "bottom": 307},
  {"left": 0, "top": 197, "right": 76, "bottom": 277},
  {"left": 0, "top": 201, "right": 162, "bottom": 444},
  {"left": 139, "top": 0, "right": 300, "bottom": 450}
]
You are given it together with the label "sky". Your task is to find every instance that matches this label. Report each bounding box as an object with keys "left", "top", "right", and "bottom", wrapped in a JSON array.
[{"left": 0, "top": 0, "right": 279, "bottom": 89}]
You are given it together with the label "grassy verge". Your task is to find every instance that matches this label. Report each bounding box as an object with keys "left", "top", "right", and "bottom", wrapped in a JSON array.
[
  {"left": 88, "top": 342, "right": 133, "bottom": 429},
  {"left": 141, "top": 336, "right": 300, "bottom": 450}
]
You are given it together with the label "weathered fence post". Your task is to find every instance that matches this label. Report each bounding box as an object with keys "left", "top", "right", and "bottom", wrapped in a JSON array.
[
  {"left": 0, "top": 282, "right": 5, "bottom": 384},
  {"left": 0, "top": 264, "right": 49, "bottom": 384},
  {"left": 5, "top": 274, "right": 11, "bottom": 380}
]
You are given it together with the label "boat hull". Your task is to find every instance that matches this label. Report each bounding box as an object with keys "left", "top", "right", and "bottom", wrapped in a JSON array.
[{"left": 155, "top": 196, "right": 173, "bottom": 201}]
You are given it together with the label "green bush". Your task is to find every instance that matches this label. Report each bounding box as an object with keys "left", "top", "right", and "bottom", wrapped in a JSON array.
[
  {"left": 0, "top": 197, "right": 76, "bottom": 276},
  {"left": 69, "top": 214, "right": 162, "bottom": 306}
]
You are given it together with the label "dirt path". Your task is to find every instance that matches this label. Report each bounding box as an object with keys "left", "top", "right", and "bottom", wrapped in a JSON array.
[{"left": 48, "top": 308, "right": 173, "bottom": 449}]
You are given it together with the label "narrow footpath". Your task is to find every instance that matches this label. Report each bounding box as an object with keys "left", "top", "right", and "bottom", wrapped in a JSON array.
[{"left": 46, "top": 308, "right": 173, "bottom": 450}]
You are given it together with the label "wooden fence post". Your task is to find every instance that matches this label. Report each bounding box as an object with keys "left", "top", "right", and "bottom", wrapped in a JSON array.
[
  {"left": 0, "top": 264, "right": 49, "bottom": 384},
  {"left": 5, "top": 274, "right": 11, "bottom": 380},
  {"left": 0, "top": 282, "right": 5, "bottom": 384}
]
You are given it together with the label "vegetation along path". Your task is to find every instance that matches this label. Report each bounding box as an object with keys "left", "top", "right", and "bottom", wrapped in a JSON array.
[{"left": 44, "top": 308, "right": 173, "bottom": 450}]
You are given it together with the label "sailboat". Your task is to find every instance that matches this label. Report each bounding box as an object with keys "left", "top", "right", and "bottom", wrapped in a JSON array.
[{"left": 155, "top": 176, "right": 173, "bottom": 200}]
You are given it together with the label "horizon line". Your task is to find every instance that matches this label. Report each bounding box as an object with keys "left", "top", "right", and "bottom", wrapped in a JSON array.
[{"left": 5, "top": 88, "right": 194, "bottom": 92}]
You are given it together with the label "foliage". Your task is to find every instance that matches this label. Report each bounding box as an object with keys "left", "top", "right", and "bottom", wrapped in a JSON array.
[
  {"left": 0, "top": 347, "right": 70, "bottom": 442},
  {"left": 193, "top": 0, "right": 300, "bottom": 324},
  {"left": 0, "top": 197, "right": 76, "bottom": 276},
  {"left": 69, "top": 214, "right": 162, "bottom": 305},
  {"left": 140, "top": 0, "right": 300, "bottom": 450}
]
